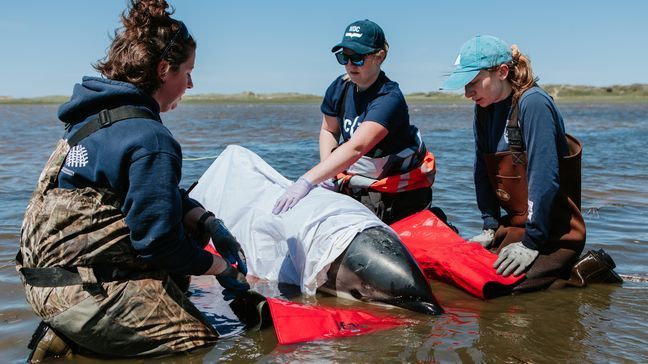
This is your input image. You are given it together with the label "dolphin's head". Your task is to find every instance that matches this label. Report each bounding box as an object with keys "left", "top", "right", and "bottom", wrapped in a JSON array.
[{"left": 321, "top": 227, "right": 443, "bottom": 315}]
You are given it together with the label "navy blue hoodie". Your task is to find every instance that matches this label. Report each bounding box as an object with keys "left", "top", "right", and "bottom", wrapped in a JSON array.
[{"left": 57, "top": 76, "right": 212, "bottom": 275}]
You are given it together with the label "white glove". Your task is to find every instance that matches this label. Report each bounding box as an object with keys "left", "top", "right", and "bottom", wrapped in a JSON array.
[
  {"left": 493, "top": 242, "right": 539, "bottom": 276},
  {"left": 470, "top": 229, "right": 495, "bottom": 248},
  {"left": 272, "top": 177, "right": 315, "bottom": 214}
]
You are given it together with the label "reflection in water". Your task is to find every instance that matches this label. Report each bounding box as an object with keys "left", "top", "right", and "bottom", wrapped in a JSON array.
[
  {"left": 423, "top": 308, "right": 481, "bottom": 362},
  {"left": 420, "top": 283, "right": 621, "bottom": 362},
  {"left": 474, "top": 288, "right": 608, "bottom": 363}
]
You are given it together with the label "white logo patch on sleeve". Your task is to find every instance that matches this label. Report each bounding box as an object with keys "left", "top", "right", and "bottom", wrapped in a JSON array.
[{"left": 65, "top": 145, "right": 89, "bottom": 168}]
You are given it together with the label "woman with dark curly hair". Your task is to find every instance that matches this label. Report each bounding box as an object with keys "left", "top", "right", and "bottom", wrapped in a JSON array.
[{"left": 17, "top": 0, "right": 249, "bottom": 359}]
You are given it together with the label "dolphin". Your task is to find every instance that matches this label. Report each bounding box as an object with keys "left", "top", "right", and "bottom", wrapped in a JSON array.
[
  {"left": 319, "top": 226, "right": 443, "bottom": 315},
  {"left": 189, "top": 145, "right": 443, "bottom": 316}
]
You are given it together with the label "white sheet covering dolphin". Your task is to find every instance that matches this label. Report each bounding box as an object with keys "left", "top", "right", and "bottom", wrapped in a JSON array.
[{"left": 190, "top": 145, "right": 442, "bottom": 314}]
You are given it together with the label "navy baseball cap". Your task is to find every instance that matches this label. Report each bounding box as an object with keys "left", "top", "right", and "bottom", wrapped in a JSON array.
[
  {"left": 331, "top": 19, "right": 385, "bottom": 55},
  {"left": 441, "top": 35, "right": 513, "bottom": 90}
]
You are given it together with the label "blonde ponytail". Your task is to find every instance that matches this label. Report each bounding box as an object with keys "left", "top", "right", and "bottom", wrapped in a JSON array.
[{"left": 507, "top": 45, "right": 538, "bottom": 120}]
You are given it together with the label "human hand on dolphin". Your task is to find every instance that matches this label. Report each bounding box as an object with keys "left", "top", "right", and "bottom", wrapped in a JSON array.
[
  {"left": 205, "top": 217, "right": 248, "bottom": 275},
  {"left": 272, "top": 176, "right": 315, "bottom": 214}
]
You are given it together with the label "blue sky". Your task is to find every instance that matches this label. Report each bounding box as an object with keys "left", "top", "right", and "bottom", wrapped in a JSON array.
[{"left": 2, "top": 1, "right": 647, "bottom": 98}]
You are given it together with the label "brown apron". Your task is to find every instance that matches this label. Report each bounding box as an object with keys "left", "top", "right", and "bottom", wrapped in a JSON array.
[
  {"left": 16, "top": 108, "right": 218, "bottom": 357},
  {"left": 483, "top": 114, "right": 586, "bottom": 292}
]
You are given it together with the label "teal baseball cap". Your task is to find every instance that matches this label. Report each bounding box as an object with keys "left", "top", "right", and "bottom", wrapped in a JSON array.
[
  {"left": 331, "top": 19, "right": 385, "bottom": 55},
  {"left": 441, "top": 35, "right": 512, "bottom": 90}
]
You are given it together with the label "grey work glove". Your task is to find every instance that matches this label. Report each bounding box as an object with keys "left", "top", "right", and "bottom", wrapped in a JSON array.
[
  {"left": 272, "top": 177, "right": 315, "bottom": 214},
  {"left": 470, "top": 229, "right": 496, "bottom": 248},
  {"left": 205, "top": 218, "right": 248, "bottom": 275},
  {"left": 493, "top": 242, "right": 539, "bottom": 276},
  {"left": 215, "top": 263, "right": 250, "bottom": 301}
]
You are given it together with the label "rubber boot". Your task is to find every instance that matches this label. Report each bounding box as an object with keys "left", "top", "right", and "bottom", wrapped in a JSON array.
[
  {"left": 229, "top": 291, "right": 273, "bottom": 331},
  {"left": 567, "top": 249, "right": 623, "bottom": 286},
  {"left": 27, "top": 321, "right": 71, "bottom": 363}
]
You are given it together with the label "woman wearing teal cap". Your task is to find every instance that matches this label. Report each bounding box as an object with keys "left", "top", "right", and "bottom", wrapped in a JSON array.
[
  {"left": 273, "top": 19, "right": 436, "bottom": 224},
  {"left": 442, "top": 35, "right": 586, "bottom": 292}
]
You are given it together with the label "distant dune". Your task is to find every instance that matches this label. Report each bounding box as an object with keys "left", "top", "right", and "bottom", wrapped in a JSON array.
[
  {"left": 2, "top": 84, "right": 646, "bottom": 105},
  {"left": 542, "top": 84, "right": 648, "bottom": 101},
  {"left": 406, "top": 84, "right": 648, "bottom": 104},
  {"left": 0, "top": 96, "right": 70, "bottom": 104},
  {"left": 183, "top": 91, "right": 321, "bottom": 103}
]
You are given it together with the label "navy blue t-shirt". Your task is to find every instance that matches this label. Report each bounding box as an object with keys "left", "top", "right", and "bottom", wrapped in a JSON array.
[
  {"left": 473, "top": 87, "right": 569, "bottom": 250},
  {"left": 320, "top": 72, "right": 419, "bottom": 157}
]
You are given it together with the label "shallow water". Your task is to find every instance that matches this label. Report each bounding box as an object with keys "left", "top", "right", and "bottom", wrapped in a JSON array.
[{"left": 1, "top": 102, "right": 647, "bottom": 363}]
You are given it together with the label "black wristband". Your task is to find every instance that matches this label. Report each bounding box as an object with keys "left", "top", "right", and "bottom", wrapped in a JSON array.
[{"left": 198, "top": 211, "right": 215, "bottom": 232}]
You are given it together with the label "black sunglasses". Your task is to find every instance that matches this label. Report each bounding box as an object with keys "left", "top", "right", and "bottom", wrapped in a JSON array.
[
  {"left": 335, "top": 51, "right": 372, "bottom": 66},
  {"left": 160, "top": 21, "right": 190, "bottom": 60}
]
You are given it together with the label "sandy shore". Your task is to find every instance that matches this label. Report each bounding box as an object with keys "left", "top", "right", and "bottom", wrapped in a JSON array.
[{"left": 1, "top": 84, "right": 646, "bottom": 105}]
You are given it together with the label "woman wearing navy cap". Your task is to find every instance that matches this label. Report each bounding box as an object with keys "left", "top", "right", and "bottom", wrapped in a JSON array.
[
  {"left": 273, "top": 19, "right": 435, "bottom": 224},
  {"left": 442, "top": 35, "right": 586, "bottom": 291}
]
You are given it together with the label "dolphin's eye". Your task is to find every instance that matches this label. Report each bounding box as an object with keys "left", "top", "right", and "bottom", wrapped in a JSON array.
[{"left": 349, "top": 289, "right": 363, "bottom": 300}]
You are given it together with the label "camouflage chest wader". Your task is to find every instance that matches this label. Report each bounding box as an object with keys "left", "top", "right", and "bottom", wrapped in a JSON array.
[
  {"left": 16, "top": 107, "right": 218, "bottom": 357},
  {"left": 483, "top": 112, "right": 586, "bottom": 292}
]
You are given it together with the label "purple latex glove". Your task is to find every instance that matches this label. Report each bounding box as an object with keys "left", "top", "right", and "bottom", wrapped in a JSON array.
[
  {"left": 318, "top": 178, "right": 339, "bottom": 192},
  {"left": 272, "top": 177, "right": 315, "bottom": 214}
]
